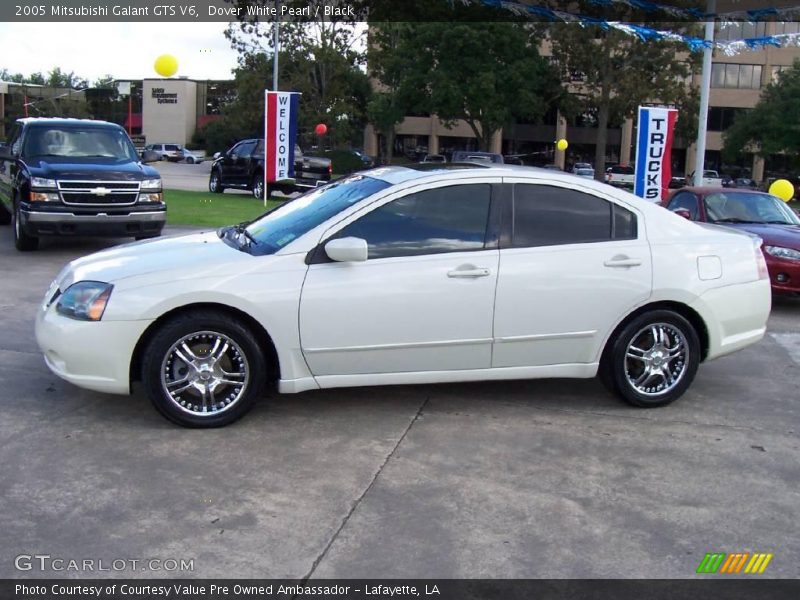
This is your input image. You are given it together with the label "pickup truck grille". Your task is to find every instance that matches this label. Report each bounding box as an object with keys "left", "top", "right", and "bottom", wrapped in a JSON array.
[{"left": 57, "top": 180, "right": 140, "bottom": 206}]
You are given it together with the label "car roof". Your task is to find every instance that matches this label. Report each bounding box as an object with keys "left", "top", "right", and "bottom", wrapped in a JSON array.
[
  {"left": 17, "top": 117, "right": 119, "bottom": 128},
  {"left": 674, "top": 186, "right": 769, "bottom": 196}
]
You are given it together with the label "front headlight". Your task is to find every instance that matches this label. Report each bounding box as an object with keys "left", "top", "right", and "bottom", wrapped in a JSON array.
[
  {"left": 764, "top": 246, "right": 800, "bottom": 261},
  {"left": 55, "top": 281, "right": 113, "bottom": 321},
  {"left": 30, "top": 177, "right": 57, "bottom": 189},
  {"left": 140, "top": 178, "right": 162, "bottom": 191},
  {"left": 138, "top": 192, "right": 163, "bottom": 203}
]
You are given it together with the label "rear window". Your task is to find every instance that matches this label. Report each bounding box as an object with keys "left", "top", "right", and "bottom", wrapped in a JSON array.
[{"left": 609, "top": 166, "right": 634, "bottom": 174}]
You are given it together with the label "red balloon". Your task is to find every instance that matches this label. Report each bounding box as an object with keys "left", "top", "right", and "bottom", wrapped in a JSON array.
[{"left": 314, "top": 123, "right": 328, "bottom": 136}]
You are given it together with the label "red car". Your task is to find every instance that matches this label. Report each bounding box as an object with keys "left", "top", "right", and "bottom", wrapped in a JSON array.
[{"left": 664, "top": 187, "right": 800, "bottom": 295}]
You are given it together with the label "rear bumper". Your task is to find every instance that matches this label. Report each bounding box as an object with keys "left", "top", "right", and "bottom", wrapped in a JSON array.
[
  {"left": 22, "top": 207, "right": 166, "bottom": 237},
  {"left": 690, "top": 278, "right": 772, "bottom": 361}
]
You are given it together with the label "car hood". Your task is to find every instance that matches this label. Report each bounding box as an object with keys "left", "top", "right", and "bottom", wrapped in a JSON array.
[
  {"left": 56, "top": 231, "right": 254, "bottom": 289},
  {"left": 25, "top": 156, "right": 159, "bottom": 181},
  {"left": 721, "top": 222, "right": 800, "bottom": 250}
]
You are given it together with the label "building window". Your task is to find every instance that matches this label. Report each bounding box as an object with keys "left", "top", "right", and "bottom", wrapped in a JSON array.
[
  {"left": 773, "top": 22, "right": 800, "bottom": 36},
  {"left": 715, "top": 22, "right": 767, "bottom": 41},
  {"left": 711, "top": 63, "right": 762, "bottom": 89},
  {"left": 707, "top": 107, "right": 748, "bottom": 132}
]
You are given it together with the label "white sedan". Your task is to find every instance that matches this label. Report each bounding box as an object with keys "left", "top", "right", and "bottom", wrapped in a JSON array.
[{"left": 36, "top": 165, "right": 772, "bottom": 427}]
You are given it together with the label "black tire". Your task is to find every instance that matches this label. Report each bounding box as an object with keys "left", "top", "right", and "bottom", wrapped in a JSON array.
[
  {"left": 141, "top": 310, "right": 268, "bottom": 427},
  {"left": 12, "top": 199, "right": 38, "bottom": 251},
  {"left": 135, "top": 233, "right": 161, "bottom": 241},
  {"left": 209, "top": 169, "right": 225, "bottom": 193},
  {"left": 251, "top": 175, "right": 264, "bottom": 200},
  {"left": 0, "top": 202, "right": 11, "bottom": 225},
  {"left": 600, "top": 310, "right": 700, "bottom": 408}
]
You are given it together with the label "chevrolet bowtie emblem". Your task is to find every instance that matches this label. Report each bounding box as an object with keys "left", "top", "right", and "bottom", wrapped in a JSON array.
[{"left": 91, "top": 187, "right": 112, "bottom": 196}]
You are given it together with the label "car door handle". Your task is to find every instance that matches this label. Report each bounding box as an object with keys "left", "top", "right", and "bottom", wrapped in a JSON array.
[
  {"left": 604, "top": 256, "right": 642, "bottom": 268},
  {"left": 447, "top": 265, "right": 490, "bottom": 278}
]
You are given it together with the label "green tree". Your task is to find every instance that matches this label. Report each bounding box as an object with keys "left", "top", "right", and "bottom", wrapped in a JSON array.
[
  {"left": 225, "top": 7, "right": 370, "bottom": 149},
  {"left": 723, "top": 59, "right": 800, "bottom": 166},
  {"left": 392, "top": 22, "right": 562, "bottom": 152},
  {"left": 549, "top": 24, "right": 699, "bottom": 179}
]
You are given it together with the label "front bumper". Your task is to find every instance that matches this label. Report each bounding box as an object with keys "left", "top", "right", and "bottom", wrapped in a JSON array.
[
  {"left": 21, "top": 206, "right": 166, "bottom": 238},
  {"left": 35, "top": 303, "right": 153, "bottom": 395},
  {"left": 765, "top": 256, "right": 800, "bottom": 295}
]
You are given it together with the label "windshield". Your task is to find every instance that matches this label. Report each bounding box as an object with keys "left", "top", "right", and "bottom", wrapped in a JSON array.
[
  {"left": 704, "top": 192, "right": 800, "bottom": 225},
  {"left": 23, "top": 126, "right": 139, "bottom": 161},
  {"left": 242, "top": 175, "right": 391, "bottom": 255}
]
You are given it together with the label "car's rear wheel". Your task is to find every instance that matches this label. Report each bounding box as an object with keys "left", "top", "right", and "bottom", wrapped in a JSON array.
[
  {"left": 12, "top": 200, "right": 38, "bottom": 251},
  {"left": 601, "top": 310, "right": 700, "bottom": 408},
  {"left": 209, "top": 170, "right": 225, "bottom": 193},
  {"left": 252, "top": 175, "right": 264, "bottom": 200},
  {"left": 142, "top": 310, "right": 267, "bottom": 427}
]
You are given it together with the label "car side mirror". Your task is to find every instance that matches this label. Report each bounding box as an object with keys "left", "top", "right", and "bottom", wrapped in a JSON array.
[
  {"left": 325, "top": 237, "right": 368, "bottom": 262},
  {"left": 213, "top": 151, "right": 221, "bottom": 160},
  {"left": 141, "top": 150, "right": 160, "bottom": 163},
  {"left": 671, "top": 208, "right": 693, "bottom": 220}
]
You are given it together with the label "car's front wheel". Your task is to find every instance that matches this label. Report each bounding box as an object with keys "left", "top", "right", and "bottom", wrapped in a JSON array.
[
  {"left": 12, "top": 200, "right": 38, "bottom": 251},
  {"left": 209, "top": 170, "right": 225, "bottom": 193},
  {"left": 141, "top": 310, "right": 268, "bottom": 427},
  {"left": 601, "top": 310, "right": 700, "bottom": 408}
]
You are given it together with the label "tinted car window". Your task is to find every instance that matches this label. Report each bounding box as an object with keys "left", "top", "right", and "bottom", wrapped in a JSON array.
[
  {"left": 338, "top": 184, "right": 492, "bottom": 259},
  {"left": 237, "top": 141, "right": 257, "bottom": 157},
  {"left": 667, "top": 192, "right": 699, "bottom": 220},
  {"left": 513, "top": 185, "right": 637, "bottom": 247}
]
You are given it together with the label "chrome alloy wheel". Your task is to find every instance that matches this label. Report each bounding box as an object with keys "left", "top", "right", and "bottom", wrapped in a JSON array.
[
  {"left": 624, "top": 323, "right": 688, "bottom": 397},
  {"left": 160, "top": 331, "right": 250, "bottom": 416}
]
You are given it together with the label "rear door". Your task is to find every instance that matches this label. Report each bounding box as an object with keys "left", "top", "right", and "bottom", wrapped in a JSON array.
[{"left": 492, "top": 180, "right": 652, "bottom": 368}]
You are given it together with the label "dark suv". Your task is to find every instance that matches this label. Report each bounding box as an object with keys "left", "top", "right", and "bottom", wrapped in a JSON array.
[{"left": 0, "top": 118, "right": 165, "bottom": 251}]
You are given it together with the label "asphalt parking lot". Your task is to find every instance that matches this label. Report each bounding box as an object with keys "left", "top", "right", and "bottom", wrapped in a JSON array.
[{"left": 1, "top": 226, "right": 799, "bottom": 580}]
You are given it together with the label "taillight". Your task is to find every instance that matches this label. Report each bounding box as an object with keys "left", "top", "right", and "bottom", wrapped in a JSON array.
[
  {"left": 754, "top": 240, "right": 769, "bottom": 280},
  {"left": 328, "top": 163, "right": 333, "bottom": 174}
]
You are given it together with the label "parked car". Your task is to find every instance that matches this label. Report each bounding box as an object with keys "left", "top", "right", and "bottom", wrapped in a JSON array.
[
  {"left": 36, "top": 165, "right": 771, "bottom": 427},
  {"left": 664, "top": 187, "right": 800, "bottom": 295},
  {"left": 0, "top": 117, "right": 165, "bottom": 251},
  {"left": 143, "top": 143, "right": 183, "bottom": 162},
  {"left": 571, "top": 162, "right": 592, "bottom": 173},
  {"left": 574, "top": 168, "right": 595, "bottom": 180},
  {"left": 503, "top": 155, "right": 524, "bottom": 166},
  {"left": 687, "top": 170, "right": 725, "bottom": 187},
  {"left": 605, "top": 164, "right": 635, "bottom": 189},
  {"left": 351, "top": 149, "right": 374, "bottom": 168},
  {"left": 179, "top": 148, "right": 203, "bottom": 164},
  {"left": 451, "top": 151, "right": 504, "bottom": 164},
  {"left": 208, "top": 140, "right": 332, "bottom": 198},
  {"left": 421, "top": 154, "right": 447, "bottom": 164},
  {"left": 542, "top": 164, "right": 562, "bottom": 171},
  {"left": 731, "top": 177, "right": 759, "bottom": 190}
]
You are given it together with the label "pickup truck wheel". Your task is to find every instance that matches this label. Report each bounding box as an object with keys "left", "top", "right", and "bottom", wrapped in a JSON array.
[
  {"left": 601, "top": 310, "right": 700, "bottom": 408},
  {"left": 209, "top": 170, "right": 225, "bottom": 193},
  {"left": 12, "top": 200, "right": 38, "bottom": 251},
  {"left": 252, "top": 176, "right": 264, "bottom": 200},
  {"left": 141, "top": 310, "right": 267, "bottom": 428}
]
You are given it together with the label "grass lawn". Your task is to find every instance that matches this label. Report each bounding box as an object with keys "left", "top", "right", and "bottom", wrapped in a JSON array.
[{"left": 164, "top": 189, "right": 285, "bottom": 227}]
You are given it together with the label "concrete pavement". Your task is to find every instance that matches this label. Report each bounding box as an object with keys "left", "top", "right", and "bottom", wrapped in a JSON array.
[{"left": 0, "top": 227, "right": 798, "bottom": 579}]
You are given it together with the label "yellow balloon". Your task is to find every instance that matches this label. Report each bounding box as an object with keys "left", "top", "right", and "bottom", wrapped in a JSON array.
[
  {"left": 556, "top": 139, "right": 568, "bottom": 152},
  {"left": 769, "top": 178, "right": 794, "bottom": 202},
  {"left": 154, "top": 54, "right": 178, "bottom": 78}
]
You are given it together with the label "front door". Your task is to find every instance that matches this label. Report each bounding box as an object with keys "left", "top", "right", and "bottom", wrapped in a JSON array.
[{"left": 299, "top": 181, "right": 500, "bottom": 377}]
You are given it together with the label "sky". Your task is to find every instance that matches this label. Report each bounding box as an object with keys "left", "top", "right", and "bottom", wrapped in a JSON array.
[{"left": 0, "top": 22, "right": 243, "bottom": 83}]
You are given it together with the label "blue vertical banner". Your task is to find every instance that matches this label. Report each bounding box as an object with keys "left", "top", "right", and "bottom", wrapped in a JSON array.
[{"left": 634, "top": 106, "right": 678, "bottom": 203}]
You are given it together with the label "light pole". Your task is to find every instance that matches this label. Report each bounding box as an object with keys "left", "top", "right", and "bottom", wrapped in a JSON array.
[{"left": 693, "top": 0, "right": 716, "bottom": 186}]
